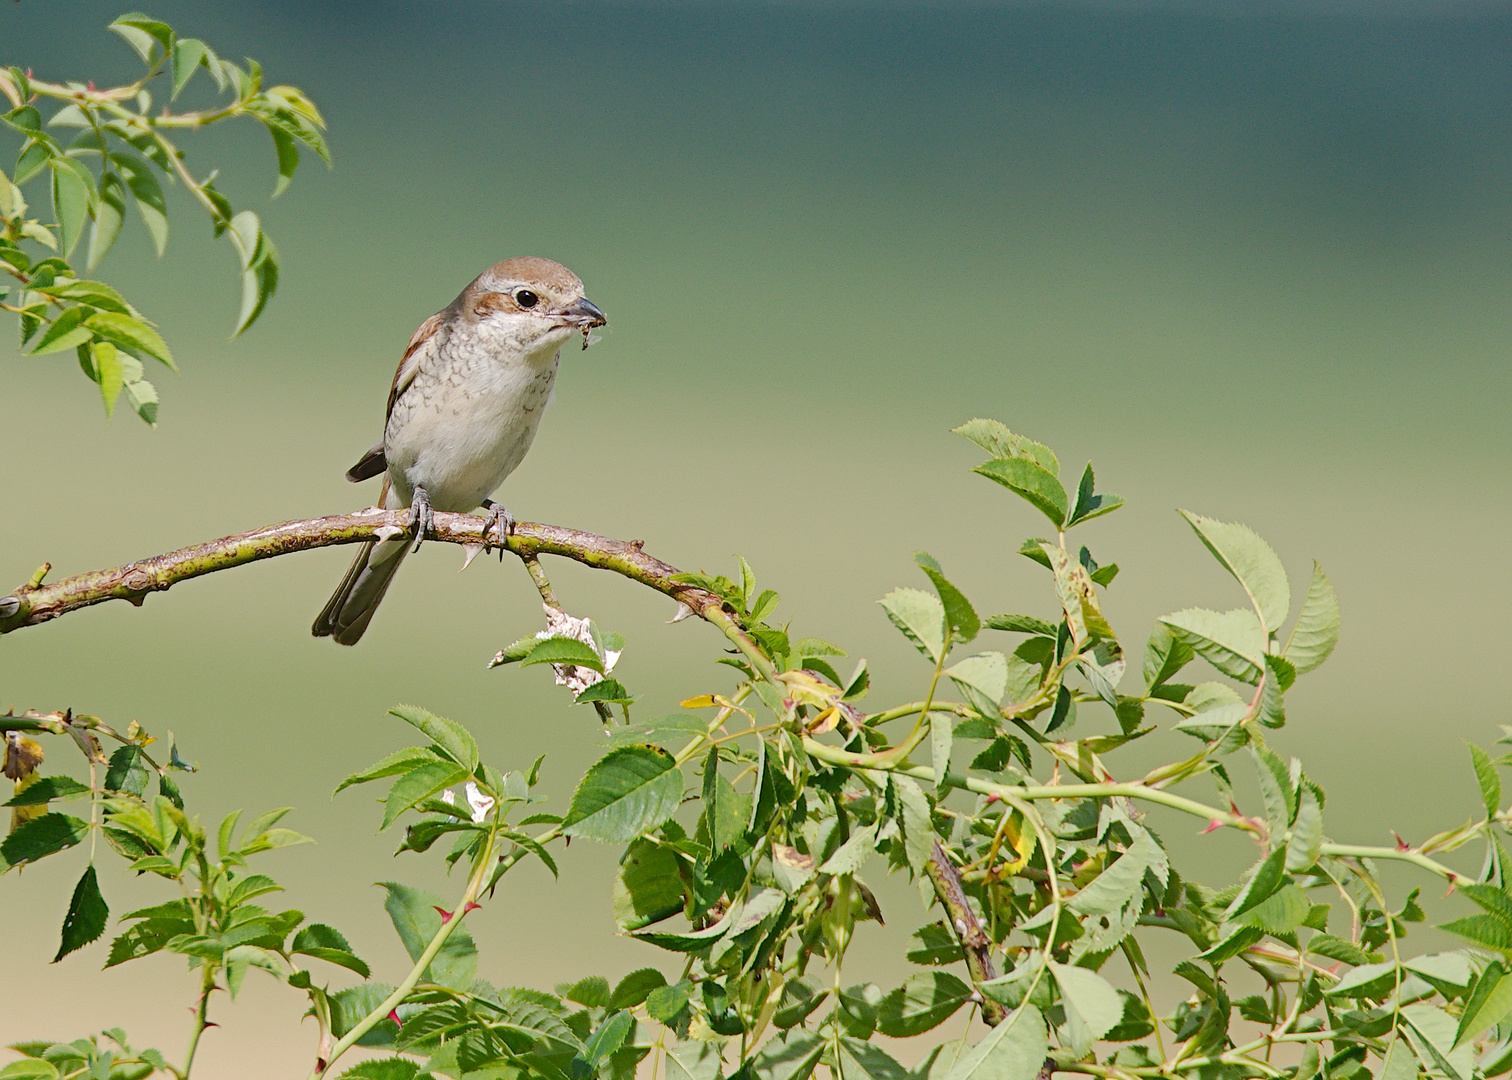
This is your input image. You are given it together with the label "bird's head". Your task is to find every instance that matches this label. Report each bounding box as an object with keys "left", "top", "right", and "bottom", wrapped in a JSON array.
[{"left": 463, "top": 256, "right": 607, "bottom": 357}]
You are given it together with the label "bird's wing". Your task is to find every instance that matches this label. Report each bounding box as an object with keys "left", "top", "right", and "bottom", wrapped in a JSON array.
[{"left": 386, "top": 311, "right": 447, "bottom": 422}]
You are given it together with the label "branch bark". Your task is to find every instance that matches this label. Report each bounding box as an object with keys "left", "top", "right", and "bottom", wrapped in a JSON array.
[{"left": 0, "top": 510, "right": 759, "bottom": 658}]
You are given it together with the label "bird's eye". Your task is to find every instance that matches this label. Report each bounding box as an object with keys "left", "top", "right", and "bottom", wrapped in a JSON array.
[{"left": 514, "top": 289, "right": 539, "bottom": 309}]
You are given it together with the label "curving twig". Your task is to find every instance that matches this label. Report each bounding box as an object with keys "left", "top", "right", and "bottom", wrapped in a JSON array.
[{"left": 0, "top": 510, "right": 767, "bottom": 669}]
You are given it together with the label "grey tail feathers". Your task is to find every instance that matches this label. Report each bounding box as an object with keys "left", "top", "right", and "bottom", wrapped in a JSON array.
[{"left": 312, "top": 538, "right": 410, "bottom": 646}]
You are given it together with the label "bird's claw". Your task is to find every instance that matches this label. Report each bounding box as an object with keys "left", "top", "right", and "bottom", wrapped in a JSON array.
[
  {"left": 408, "top": 487, "right": 435, "bottom": 553},
  {"left": 481, "top": 499, "right": 515, "bottom": 559}
]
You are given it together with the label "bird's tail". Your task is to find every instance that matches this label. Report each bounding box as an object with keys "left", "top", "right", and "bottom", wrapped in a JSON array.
[{"left": 312, "top": 535, "right": 410, "bottom": 645}]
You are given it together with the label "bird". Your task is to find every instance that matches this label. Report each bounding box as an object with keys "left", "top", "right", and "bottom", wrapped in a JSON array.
[{"left": 313, "top": 257, "right": 607, "bottom": 645}]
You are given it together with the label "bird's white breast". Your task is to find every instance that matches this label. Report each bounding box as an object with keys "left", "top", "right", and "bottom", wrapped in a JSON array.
[{"left": 383, "top": 322, "right": 565, "bottom": 512}]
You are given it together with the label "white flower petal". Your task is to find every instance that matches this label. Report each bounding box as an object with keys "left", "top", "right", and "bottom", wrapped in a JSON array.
[{"left": 465, "top": 781, "right": 496, "bottom": 824}]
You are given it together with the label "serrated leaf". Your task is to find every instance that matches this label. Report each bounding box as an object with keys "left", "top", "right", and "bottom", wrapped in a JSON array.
[
  {"left": 28, "top": 306, "right": 91, "bottom": 355},
  {"left": 1456, "top": 961, "right": 1512, "bottom": 1047},
  {"left": 946, "top": 652, "right": 1008, "bottom": 710},
  {"left": 388, "top": 704, "right": 478, "bottom": 771},
  {"left": 84, "top": 311, "right": 174, "bottom": 369},
  {"left": 702, "top": 749, "right": 749, "bottom": 851},
  {"left": 379, "top": 882, "right": 476, "bottom": 990},
  {"left": 3, "top": 775, "right": 91, "bottom": 805},
  {"left": 1178, "top": 511, "right": 1291, "bottom": 635},
  {"left": 614, "top": 838, "right": 684, "bottom": 931},
  {"left": 171, "top": 38, "right": 207, "bottom": 99},
  {"left": 1069, "top": 829, "right": 1162, "bottom": 916},
  {"left": 1285, "top": 561, "right": 1340, "bottom": 674},
  {"left": 940, "top": 1003, "right": 1047, "bottom": 1080},
  {"left": 93, "top": 341, "right": 124, "bottom": 418},
  {"left": 892, "top": 775, "right": 934, "bottom": 875},
  {"left": 334, "top": 1060, "right": 420, "bottom": 1080},
  {"left": 334, "top": 746, "right": 445, "bottom": 795},
  {"left": 751, "top": 1031, "right": 826, "bottom": 1080},
  {"left": 1402, "top": 1002, "right": 1474, "bottom": 1080},
  {"left": 610, "top": 967, "right": 666, "bottom": 1010},
  {"left": 876, "top": 971, "right": 973, "bottom": 1037},
  {"left": 1067, "top": 463, "right": 1124, "bottom": 527},
  {"left": 380, "top": 759, "right": 469, "bottom": 830},
  {"left": 879, "top": 587, "right": 947, "bottom": 663},
  {"left": 87, "top": 172, "right": 125, "bottom": 270},
  {"left": 522, "top": 636, "right": 605, "bottom": 673},
  {"left": 1159, "top": 607, "right": 1266, "bottom": 683},
  {"left": 915, "top": 552, "right": 979, "bottom": 644},
  {"left": 53, "top": 864, "right": 108, "bottom": 962},
  {"left": 562, "top": 746, "right": 682, "bottom": 842},
  {"left": 953, "top": 418, "right": 1059, "bottom": 475},
  {"left": 1286, "top": 785, "right": 1323, "bottom": 873},
  {"left": 292, "top": 923, "right": 371, "bottom": 977},
  {"left": 51, "top": 159, "right": 91, "bottom": 256},
  {"left": 0, "top": 812, "right": 88, "bottom": 871},
  {"left": 1050, "top": 961, "right": 1124, "bottom": 1056},
  {"left": 974, "top": 457, "right": 1068, "bottom": 528},
  {"left": 1472, "top": 743, "right": 1501, "bottom": 818}
]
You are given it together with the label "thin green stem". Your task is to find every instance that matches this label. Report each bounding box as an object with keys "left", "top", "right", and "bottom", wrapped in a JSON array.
[
  {"left": 312, "top": 829, "right": 500, "bottom": 1078},
  {"left": 181, "top": 960, "right": 218, "bottom": 1078}
]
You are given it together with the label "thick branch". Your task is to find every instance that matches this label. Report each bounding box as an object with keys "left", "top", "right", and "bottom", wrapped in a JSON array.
[{"left": 0, "top": 511, "right": 758, "bottom": 659}]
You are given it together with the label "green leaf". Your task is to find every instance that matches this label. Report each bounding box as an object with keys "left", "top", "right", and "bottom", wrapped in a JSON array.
[
  {"left": 1308, "top": 934, "right": 1377, "bottom": 966},
  {"left": 1050, "top": 961, "right": 1124, "bottom": 1056},
  {"left": 1223, "top": 847, "right": 1289, "bottom": 922},
  {"left": 576, "top": 678, "right": 633, "bottom": 705},
  {"left": 876, "top": 971, "right": 973, "bottom": 1037},
  {"left": 1285, "top": 561, "right": 1340, "bottom": 674},
  {"left": 3, "top": 775, "right": 91, "bottom": 805},
  {"left": 379, "top": 882, "right": 476, "bottom": 990},
  {"left": 125, "top": 377, "right": 158, "bottom": 426},
  {"left": 1473, "top": 744, "right": 1502, "bottom": 818},
  {"left": 1177, "top": 511, "right": 1291, "bottom": 635},
  {"left": 580, "top": 1010, "right": 632, "bottom": 1066},
  {"left": 611, "top": 968, "right": 667, "bottom": 1009},
  {"left": 614, "top": 838, "right": 685, "bottom": 930},
  {"left": 50, "top": 159, "right": 91, "bottom": 256},
  {"left": 0, "top": 1061, "right": 60, "bottom": 1079},
  {"left": 836, "top": 1038, "right": 908, "bottom": 1080},
  {"left": 388, "top": 704, "right": 479, "bottom": 771},
  {"left": 953, "top": 418, "right": 1059, "bottom": 475},
  {"left": 940, "top": 1003, "right": 1047, "bottom": 1080},
  {"left": 334, "top": 1060, "right": 420, "bottom": 1080},
  {"left": 83, "top": 310, "right": 174, "bottom": 370},
  {"left": 1401, "top": 1002, "right": 1474, "bottom": 1080},
  {"left": 946, "top": 652, "right": 1008, "bottom": 713},
  {"left": 1067, "top": 463, "right": 1125, "bottom": 527},
  {"left": 28, "top": 307, "right": 92, "bottom": 355},
  {"left": 564, "top": 974, "right": 611, "bottom": 1007},
  {"left": 562, "top": 746, "right": 683, "bottom": 842},
  {"left": 1233, "top": 882, "right": 1311, "bottom": 935},
  {"left": 974, "top": 457, "right": 1068, "bottom": 528},
  {"left": 87, "top": 172, "right": 126, "bottom": 271},
  {"left": 380, "top": 759, "right": 469, "bottom": 830},
  {"left": 1251, "top": 746, "right": 1296, "bottom": 839},
  {"left": 879, "top": 587, "right": 947, "bottom": 663},
  {"left": 1286, "top": 785, "right": 1323, "bottom": 873},
  {"left": 702, "top": 749, "right": 749, "bottom": 852},
  {"left": 53, "top": 864, "right": 108, "bottom": 962},
  {"left": 109, "top": 14, "right": 175, "bottom": 63},
  {"left": 521, "top": 636, "right": 606, "bottom": 673},
  {"left": 171, "top": 38, "right": 208, "bottom": 99},
  {"left": 1456, "top": 961, "right": 1512, "bottom": 1047},
  {"left": 892, "top": 775, "right": 934, "bottom": 875},
  {"left": 118, "top": 155, "right": 168, "bottom": 256},
  {"left": 985, "top": 614, "right": 1057, "bottom": 637},
  {"left": 915, "top": 552, "right": 979, "bottom": 644},
  {"left": 1379, "top": 1040, "right": 1417, "bottom": 1080},
  {"left": 647, "top": 981, "right": 692, "bottom": 1022},
  {"left": 820, "top": 824, "right": 877, "bottom": 875},
  {"left": 750, "top": 1031, "right": 826, "bottom": 1080},
  {"left": 292, "top": 923, "right": 371, "bottom": 978},
  {"left": 1159, "top": 607, "right": 1266, "bottom": 683},
  {"left": 93, "top": 341, "right": 124, "bottom": 418},
  {"left": 601, "top": 715, "right": 709, "bottom": 747},
  {"left": 1068, "top": 829, "right": 1163, "bottom": 916},
  {"left": 334, "top": 746, "right": 445, "bottom": 795},
  {"left": 0, "top": 812, "right": 88, "bottom": 872}
]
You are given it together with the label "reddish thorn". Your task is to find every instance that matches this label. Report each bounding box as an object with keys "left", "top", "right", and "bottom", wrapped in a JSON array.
[
  {"left": 1201, "top": 819, "right": 1223, "bottom": 834},
  {"left": 316, "top": 1060, "right": 327, "bottom": 1072},
  {"left": 984, "top": 794, "right": 1000, "bottom": 804},
  {"left": 386, "top": 1010, "right": 402, "bottom": 1030},
  {"left": 1393, "top": 830, "right": 1410, "bottom": 852},
  {"left": 26, "top": 69, "right": 34, "bottom": 79},
  {"left": 433, "top": 905, "right": 453, "bottom": 923},
  {"left": 462, "top": 902, "right": 481, "bottom": 915}
]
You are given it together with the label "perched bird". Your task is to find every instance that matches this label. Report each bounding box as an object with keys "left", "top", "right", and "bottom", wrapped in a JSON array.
[{"left": 313, "top": 257, "right": 607, "bottom": 645}]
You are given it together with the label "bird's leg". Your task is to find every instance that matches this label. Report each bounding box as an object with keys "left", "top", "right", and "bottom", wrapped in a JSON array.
[
  {"left": 481, "top": 499, "right": 515, "bottom": 560},
  {"left": 408, "top": 486, "right": 435, "bottom": 553}
]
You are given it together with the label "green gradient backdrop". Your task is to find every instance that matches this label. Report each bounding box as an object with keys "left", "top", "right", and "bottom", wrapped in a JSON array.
[{"left": 3, "top": 2, "right": 1511, "bottom": 1074}]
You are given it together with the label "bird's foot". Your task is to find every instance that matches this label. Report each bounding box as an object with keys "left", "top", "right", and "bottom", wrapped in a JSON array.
[
  {"left": 408, "top": 486, "right": 435, "bottom": 553},
  {"left": 481, "top": 499, "right": 515, "bottom": 560}
]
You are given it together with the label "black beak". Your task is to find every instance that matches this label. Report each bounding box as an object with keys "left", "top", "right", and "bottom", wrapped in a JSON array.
[{"left": 557, "top": 296, "right": 607, "bottom": 328}]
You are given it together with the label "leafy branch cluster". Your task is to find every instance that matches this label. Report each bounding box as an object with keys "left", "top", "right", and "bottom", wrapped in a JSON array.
[
  {"left": 9, "top": 414, "right": 1512, "bottom": 1080},
  {"left": 1, "top": 13, "right": 326, "bottom": 423}
]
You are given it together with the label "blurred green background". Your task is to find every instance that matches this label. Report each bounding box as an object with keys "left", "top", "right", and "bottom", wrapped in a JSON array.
[{"left": 3, "top": 1, "right": 1511, "bottom": 1073}]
